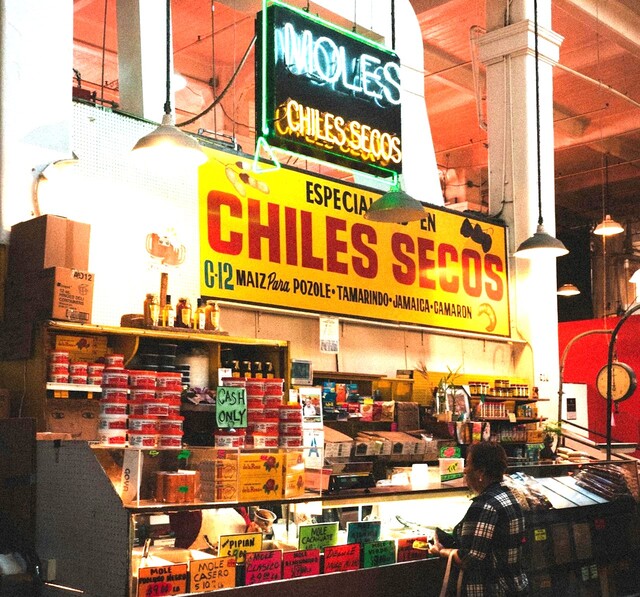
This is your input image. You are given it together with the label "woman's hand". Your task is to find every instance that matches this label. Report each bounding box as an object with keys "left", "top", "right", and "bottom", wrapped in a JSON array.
[{"left": 428, "top": 540, "right": 443, "bottom": 556}]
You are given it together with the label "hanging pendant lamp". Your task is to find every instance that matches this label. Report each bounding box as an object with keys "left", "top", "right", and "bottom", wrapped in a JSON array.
[
  {"left": 593, "top": 156, "right": 623, "bottom": 236},
  {"left": 514, "top": 0, "right": 568, "bottom": 259},
  {"left": 593, "top": 215, "right": 624, "bottom": 236},
  {"left": 131, "top": 0, "right": 206, "bottom": 168},
  {"left": 557, "top": 283, "right": 580, "bottom": 297},
  {"left": 363, "top": 179, "right": 426, "bottom": 223}
]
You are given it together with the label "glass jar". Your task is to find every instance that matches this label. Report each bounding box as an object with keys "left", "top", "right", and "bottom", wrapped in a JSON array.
[
  {"left": 144, "top": 293, "right": 160, "bottom": 327},
  {"left": 176, "top": 297, "right": 192, "bottom": 328}
]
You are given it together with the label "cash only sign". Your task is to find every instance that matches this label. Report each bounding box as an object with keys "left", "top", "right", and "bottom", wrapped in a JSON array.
[{"left": 198, "top": 147, "right": 510, "bottom": 337}]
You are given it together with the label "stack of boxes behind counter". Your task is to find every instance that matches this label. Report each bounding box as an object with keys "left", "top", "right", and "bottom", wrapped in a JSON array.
[{"left": 3, "top": 215, "right": 94, "bottom": 359}]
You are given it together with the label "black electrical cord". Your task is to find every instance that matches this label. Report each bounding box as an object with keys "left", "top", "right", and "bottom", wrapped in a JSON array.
[
  {"left": 533, "top": 0, "right": 543, "bottom": 227},
  {"left": 177, "top": 34, "right": 256, "bottom": 128},
  {"left": 164, "top": 0, "right": 172, "bottom": 116}
]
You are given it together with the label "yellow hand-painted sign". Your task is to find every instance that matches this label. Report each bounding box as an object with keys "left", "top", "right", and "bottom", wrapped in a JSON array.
[{"left": 199, "top": 147, "right": 510, "bottom": 337}]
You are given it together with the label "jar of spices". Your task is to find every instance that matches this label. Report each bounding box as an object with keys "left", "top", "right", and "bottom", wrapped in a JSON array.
[{"left": 144, "top": 293, "right": 160, "bottom": 327}]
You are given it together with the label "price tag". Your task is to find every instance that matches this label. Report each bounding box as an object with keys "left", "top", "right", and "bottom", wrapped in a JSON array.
[
  {"left": 362, "top": 540, "right": 396, "bottom": 568},
  {"left": 396, "top": 536, "right": 429, "bottom": 562},
  {"left": 245, "top": 550, "right": 283, "bottom": 585},
  {"left": 346, "top": 520, "right": 381, "bottom": 545},
  {"left": 137, "top": 563, "right": 188, "bottom": 596},
  {"left": 323, "top": 543, "right": 360, "bottom": 573},
  {"left": 189, "top": 557, "right": 236, "bottom": 593},
  {"left": 508, "top": 412, "right": 517, "bottom": 423},
  {"left": 282, "top": 549, "right": 321, "bottom": 579},
  {"left": 297, "top": 522, "right": 339, "bottom": 550},
  {"left": 218, "top": 533, "right": 262, "bottom": 565}
]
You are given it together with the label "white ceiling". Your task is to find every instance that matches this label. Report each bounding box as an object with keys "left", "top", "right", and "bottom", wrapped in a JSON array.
[{"left": 72, "top": 0, "right": 640, "bottom": 244}]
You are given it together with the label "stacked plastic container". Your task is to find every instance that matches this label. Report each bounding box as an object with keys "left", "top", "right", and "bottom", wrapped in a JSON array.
[
  {"left": 48, "top": 351, "right": 70, "bottom": 383},
  {"left": 99, "top": 354, "right": 184, "bottom": 449},
  {"left": 48, "top": 351, "right": 105, "bottom": 385},
  {"left": 246, "top": 378, "right": 279, "bottom": 448},
  {"left": 99, "top": 353, "right": 129, "bottom": 446}
]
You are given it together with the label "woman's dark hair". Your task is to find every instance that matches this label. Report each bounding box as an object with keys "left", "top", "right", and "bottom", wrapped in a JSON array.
[{"left": 467, "top": 441, "right": 508, "bottom": 480}]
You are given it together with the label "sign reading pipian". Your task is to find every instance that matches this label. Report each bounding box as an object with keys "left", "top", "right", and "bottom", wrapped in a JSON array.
[
  {"left": 256, "top": 1, "right": 402, "bottom": 176},
  {"left": 199, "top": 147, "right": 511, "bottom": 337}
]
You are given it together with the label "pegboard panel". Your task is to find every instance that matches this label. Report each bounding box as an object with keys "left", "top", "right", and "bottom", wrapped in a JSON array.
[
  {"left": 69, "top": 103, "right": 202, "bottom": 327},
  {"left": 36, "top": 441, "right": 130, "bottom": 596}
]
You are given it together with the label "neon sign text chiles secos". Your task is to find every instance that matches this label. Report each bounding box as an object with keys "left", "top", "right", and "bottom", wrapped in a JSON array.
[
  {"left": 275, "top": 99, "right": 401, "bottom": 166},
  {"left": 275, "top": 22, "right": 401, "bottom": 107}
]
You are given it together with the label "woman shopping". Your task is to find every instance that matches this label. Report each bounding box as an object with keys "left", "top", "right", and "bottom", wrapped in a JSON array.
[{"left": 430, "top": 441, "right": 529, "bottom": 596}]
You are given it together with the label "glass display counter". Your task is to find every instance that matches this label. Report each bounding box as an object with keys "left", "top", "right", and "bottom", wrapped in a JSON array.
[{"left": 35, "top": 441, "right": 639, "bottom": 597}]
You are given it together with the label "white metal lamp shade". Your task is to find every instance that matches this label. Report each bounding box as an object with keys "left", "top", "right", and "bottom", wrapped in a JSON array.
[
  {"left": 514, "top": 224, "right": 569, "bottom": 259},
  {"left": 132, "top": 114, "right": 207, "bottom": 168},
  {"left": 593, "top": 215, "right": 624, "bottom": 236},
  {"left": 364, "top": 184, "right": 426, "bottom": 223},
  {"left": 557, "top": 283, "right": 580, "bottom": 296}
]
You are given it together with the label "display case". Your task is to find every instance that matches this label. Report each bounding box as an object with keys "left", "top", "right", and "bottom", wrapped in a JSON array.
[
  {"left": 0, "top": 320, "right": 289, "bottom": 438},
  {"left": 35, "top": 441, "right": 640, "bottom": 597}
]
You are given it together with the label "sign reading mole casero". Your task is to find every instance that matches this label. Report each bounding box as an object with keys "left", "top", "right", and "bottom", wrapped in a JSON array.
[
  {"left": 199, "top": 147, "right": 511, "bottom": 337},
  {"left": 256, "top": 1, "right": 402, "bottom": 176}
]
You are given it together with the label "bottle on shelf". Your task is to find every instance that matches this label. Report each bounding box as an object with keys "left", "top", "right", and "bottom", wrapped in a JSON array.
[
  {"left": 144, "top": 293, "right": 160, "bottom": 327},
  {"left": 204, "top": 300, "right": 221, "bottom": 331},
  {"left": 193, "top": 298, "right": 206, "bottom": 330},
  {"left": 161, "top": 294, "right": 175, "bottom": 327},
  {"left": 263, "top": 361, "right": 275, "bottom": 378},
  {"left": 176, "top": 297, "right": 192, "bottom": 328}
]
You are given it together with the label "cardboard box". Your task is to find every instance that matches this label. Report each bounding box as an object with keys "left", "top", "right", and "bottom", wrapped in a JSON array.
[
  {"left": 323, "top": 426, "right": 353, "bottom": 458},
  {"left": 238, "top": 453, "right": 284, "bottom": 478},
  {"left": 238, "top": 476, "right": 283, "bottom": 501},
  {"left": 8, "top": 214, "right": 90, "bottom": 275},
  {"left": 6, "top": 267, "right": 94, "bottom": 323}
]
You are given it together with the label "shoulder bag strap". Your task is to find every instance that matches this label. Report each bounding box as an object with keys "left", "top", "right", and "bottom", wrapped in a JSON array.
[{"left": 439, "top": 551, "right": 455, "bottom": 597}]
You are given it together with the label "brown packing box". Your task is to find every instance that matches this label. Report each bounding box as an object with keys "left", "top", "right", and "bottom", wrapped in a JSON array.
[
  {"left": 5, "top": 267, "right": 94, "bottom": 324},
  {"left": 8, "top": 214, "right": 90, "bottom": 276}
]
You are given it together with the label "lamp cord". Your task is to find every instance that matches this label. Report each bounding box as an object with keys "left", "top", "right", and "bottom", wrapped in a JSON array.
[
  {"left": 391, "top": 0, "right": 396, "bottom": 51},
  {"left": 533, "top": 0, "right": 543, "bottom": 227},
  {"left": 164, "top": 0, "right": 172, "bottom": 116}
]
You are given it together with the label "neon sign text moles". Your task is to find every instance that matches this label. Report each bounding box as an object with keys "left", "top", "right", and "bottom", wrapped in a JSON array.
[{"left": 276, "top": 22, "right": 401, "bottom": 107}]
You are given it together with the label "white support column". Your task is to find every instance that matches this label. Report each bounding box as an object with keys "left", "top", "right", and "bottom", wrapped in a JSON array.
[
  {"left": 478, "top": 0, "right": 563, "bottom": 418},
  {"left": 116, "top": 0, "right": 168, "bottom": 121},
  {"left": 0, "top": 0, "right": 74, "bottom": 240}
]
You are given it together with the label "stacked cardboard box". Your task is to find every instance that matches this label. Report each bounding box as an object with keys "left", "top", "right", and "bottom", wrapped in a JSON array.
[
  {"left": 283, "top": 450, "right": 305, "bottom": 498},
  {"left": 238, "top": 452, "right": 285, "bottom": 501},
  {"left": 2, "top": 215, "right": 92, "bottom": 359}
]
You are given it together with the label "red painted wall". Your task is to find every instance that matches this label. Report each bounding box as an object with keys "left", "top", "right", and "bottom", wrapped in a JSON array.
[{"left": 558, "top": 316, "right": 640, "bottom": 458}]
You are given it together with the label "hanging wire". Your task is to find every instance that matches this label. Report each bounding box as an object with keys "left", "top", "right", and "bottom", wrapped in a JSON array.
[
  {"left": 163, "top": 0, "right": 172, "bottom": 116},
  {"left": 210, "top": 0, "right": 217, "bottom": 135},
  {"left": 533, "top": 0, "right": 543, "bottom": 227},
  {"left": 177, "top": 35, "right": 256, "bottom": 127},
  {"left": 391, "top": 0, "right": 396, "bottom": 51},
  {"left": 99, "top": 0, "right": 109, "bottom": 105}
]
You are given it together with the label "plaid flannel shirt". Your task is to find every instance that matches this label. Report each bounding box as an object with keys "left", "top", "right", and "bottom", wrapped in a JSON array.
[{"left": 453, "top": 481, "right": 529, "bottom": 596}]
